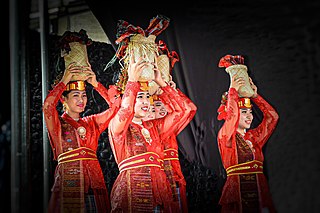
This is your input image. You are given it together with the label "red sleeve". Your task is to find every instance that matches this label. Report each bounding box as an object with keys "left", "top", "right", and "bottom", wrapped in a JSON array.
[
  {"left": 217, "top": 87, "right": 239, "bottom": 150},
  {"left": 174, "top": 89, "right": 197, "bottom": 135},
  {"left": 42, "top": 82, "right": 66, "bottom": 159},
  {"left": 108, "top": 81, "right": 140, "bottom": 140},
  {"left": 93, "top": 82, "right": 121, "bottom": 106},
  {"left": 108, "top": 81, "right": 140, "bottom": 163},
  {"left": 156, "top": 85, "right": 185, "bottom": 140},
  {"left": 247, "top": 94, "right": 279, "bottom": 147},
  {"left": 85, "top": 82, "right": 122, "bottom": 134}
]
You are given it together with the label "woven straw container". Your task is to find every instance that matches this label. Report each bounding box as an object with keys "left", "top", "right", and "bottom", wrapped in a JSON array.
[
  {"left": 127, "top": 34, "right": 157, "bottom": 82},
  {"left": 63, "top": 42, "right": 90, "bottom": 81},
  {"left": 225, "top": 64, "right": 254, "bottom": 97},
  {"left": 148, "top": 54, "right": 171, "bottom": 95},
  {"left": 157, "top": 54, "right": 170, "bottom": 82}
]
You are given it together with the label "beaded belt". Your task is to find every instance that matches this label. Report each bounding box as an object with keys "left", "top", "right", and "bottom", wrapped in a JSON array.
[
  {"left": 118, "top": 152, "right": 164, "bottom": 173},
  {"left": 57, "top": 147, "right": 97, "bottom": 165},
  {"left": 164, "top": 148, "right": 179, "bottom": 161},
  {"left": 226, "top": 160, "right": 263, "bottom": 176}
]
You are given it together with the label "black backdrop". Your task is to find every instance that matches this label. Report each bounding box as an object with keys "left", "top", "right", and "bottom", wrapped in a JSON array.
[{"left": 85, "top": 0, "right": 320, "bottom": 212}]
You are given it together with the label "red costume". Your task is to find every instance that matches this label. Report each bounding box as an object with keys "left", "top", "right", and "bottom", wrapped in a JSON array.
[
  {"left": 161, "top": 89, "right": 197, "bottom": 213},
  {"left": 43, "top": 81, "right": 120, "bottom": 213},
  {"left": 108, "top": 82, "right": 192, "bottom": 212},
  {"left": 217, "top": 87, "right": 279, "bottom": 213}
]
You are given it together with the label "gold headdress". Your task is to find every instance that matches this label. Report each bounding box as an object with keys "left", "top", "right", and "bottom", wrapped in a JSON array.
[
  {"left": 217, "top": 92, "right": 252, "bottom": 120},
  {"left": 238, "top": 97, "right": 252, "bottom": 109},
  {"left": 65, "top": 80, "right": 86, "bottom": 91}
]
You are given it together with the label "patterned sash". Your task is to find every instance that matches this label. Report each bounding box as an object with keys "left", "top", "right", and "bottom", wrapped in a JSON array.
[
  {"left": 226, "top": 160, "right": 263, "bottom": 176},
  {"left": 118, "top": 152, "right": 164, "bottom": 173},
  {"left": 164, "top": 148, "right": 179, "bottom": 161},
  {"left": 58, "top": 147, "right": 97, "bottom": 165}
]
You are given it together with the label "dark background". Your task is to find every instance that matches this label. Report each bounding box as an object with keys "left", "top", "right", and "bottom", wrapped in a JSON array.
[{"left": 3, "top": 0, "right": 320, "bottom": 212}]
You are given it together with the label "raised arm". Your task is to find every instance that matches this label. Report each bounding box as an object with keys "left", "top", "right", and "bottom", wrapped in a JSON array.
[
  {"left": 149, "top": 60, "right": 185, "bottom": 139},
  {"left": 42, "top": 63, "right": 83, "bottom": 158},
  {"left": 42, "top": 82, "right": 65, "bottom": 159},
  {"left": 174, "top": 89, "right": 197, "bottom": 135},
  {"left": 217, "top": 74, "right": 245, "bottom": 148},
  {"left": 108, "top": 54, "right": 147, "bottom": 136},
  {"left": 248, "top": 94, "right": 279, "bottom": 147},
  {"left": 86, "top": 82, "right": 122, "bottom": 134},
  {"left": 217, "top": 88, "right": 239, "bottom": 148},
  {"left": 246, "top": 77, "right": 279, "bottom": 146}
]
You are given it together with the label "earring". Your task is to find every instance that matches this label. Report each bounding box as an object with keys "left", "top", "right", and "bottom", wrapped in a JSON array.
[{"left": 63, "top": 102, "right": 69, "bottom": 112}]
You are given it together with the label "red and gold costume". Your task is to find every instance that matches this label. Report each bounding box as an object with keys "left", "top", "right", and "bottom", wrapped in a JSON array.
[
  {"left": 161, "top": 89, "right": 197, "bottom": 213},
  {"left": 217, "top": 87, "right": 279, "bottom": 213},
  {"left": 43, "top": 81, "right": 120, "bottom": 213},
  {"left": 108, "top": 81, "right": 192, "bottom": 212}
]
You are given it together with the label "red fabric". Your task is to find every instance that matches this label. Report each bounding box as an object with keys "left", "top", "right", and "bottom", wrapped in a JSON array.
[
  {"left": 217, "top": 87, "right": 279, "bottom": 213},
  {"left": 161, "top": 89, "right": 196, "bottom": 213},
  {"left": 108, "top": 81, "right": 192, "bottom": 212},
  {"left": 218, "top": 54, "right": 245, "bottom": 68},
  {"left": 163, "top": 136, "right": 188, "bottom": 213},
  {"left": 43, "top": 82, "right": 120, "bottom": 213},
  {"left": 158, "top": 40, "right": 180, "bottom": 73},
  {"left": 57, "top": 147, "right": 98, "bottom": 164},
  {"left": 118, "top": 152, "right": 164, "bottom": 172},
  {"left": 115, "top": 15, "right": 170, "bottom": 59},
  {"left": 226, "top": 160, "right": 263, "bottom": 176}
]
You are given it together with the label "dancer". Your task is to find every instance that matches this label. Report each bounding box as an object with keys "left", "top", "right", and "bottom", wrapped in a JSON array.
[
  {"left": 108, "top": 52, "right": 193, "bottom": 212},
  {"left": 43, "top": 62, "right": 120, "bottom": 213},
  {"left": 217, "top": 55, "right": 279, "bottom": 213}
]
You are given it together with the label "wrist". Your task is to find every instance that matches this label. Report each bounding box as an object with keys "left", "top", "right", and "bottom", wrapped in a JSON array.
[
  {"left": 128, "top": 79, "right": 138, "bottom": 82},
  {"left": 92, "top": 81, "right": 99, "bottom": 88},
  {"left": 157, "top": 80, "right": 167, "bottom": 88},
  {"left": 252, "top": 93, "right": 258, "bottom": 98}
]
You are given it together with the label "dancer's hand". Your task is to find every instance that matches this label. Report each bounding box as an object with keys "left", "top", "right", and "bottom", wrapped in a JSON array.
[
  {"left": 249, "top": 77, "right": 258, "bottom": 98},
  {"left": 127, "top": 51, "right": 148, "bottom": 82},
  {"left": 83, "top": 67, "right": 98, "bottom": 87},
  {"left": 230, "top": 73, "right": 245, "bottom": 92},
  {"left": 60, "top": 62, "right": 84, "bottom": 85},
  {"left": 152, "top": 57, "right": 166, "bottom": 87}
]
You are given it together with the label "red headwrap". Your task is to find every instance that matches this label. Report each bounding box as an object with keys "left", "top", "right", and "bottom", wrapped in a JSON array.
[{"left": 218, "top": 54, "right": 244, "bottom": 68}]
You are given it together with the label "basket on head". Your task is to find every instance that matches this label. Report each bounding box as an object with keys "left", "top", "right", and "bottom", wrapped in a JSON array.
[
  {"left": 59, "top": 29, "right": 93, "bottom": 81},
  {"left": 218, "top": 55, "right": 254, "bottom": 98},
  {"left": 225, "top": 64, "right": 254, "bottom": 98}
]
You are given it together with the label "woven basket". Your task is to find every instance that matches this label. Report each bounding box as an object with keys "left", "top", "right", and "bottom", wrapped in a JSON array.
[
  {"left": 126, "top": 34, "right": 157, "bottom": 82},
  {"left": 147, "top": 54, "right": 171, "bottom": 95},
  {"left": 225, "top": 64, "right": 254, "bottom": 97},
  {"left": 63, "top": 42, "right": 90, "bottom": 81},
  {"left": 157, "top": 54, "right": 170, "bottom": 82}
]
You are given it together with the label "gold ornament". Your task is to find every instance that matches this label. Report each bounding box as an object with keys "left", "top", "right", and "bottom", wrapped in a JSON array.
[{"left": 77, "top": 126, "right": 86, "bottom": 139}]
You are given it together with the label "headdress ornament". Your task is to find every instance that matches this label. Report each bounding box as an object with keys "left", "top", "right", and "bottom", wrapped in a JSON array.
[
  {"left": 217, "top": 91, "right": 252, "bottom": 120},
  {"left": 65, "top": 80, "right": 86, "bottom": 91}
]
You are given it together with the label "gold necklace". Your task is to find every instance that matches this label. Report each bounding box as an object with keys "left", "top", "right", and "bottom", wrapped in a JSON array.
[{"left": 132, "top": 120, "right": 152, "bottom": 145}]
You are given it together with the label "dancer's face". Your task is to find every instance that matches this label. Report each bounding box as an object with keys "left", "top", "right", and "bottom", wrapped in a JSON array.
[
  {"left": 143, "top": 104, "right": 156, "bottom": 121},
  {"left": 154, "top": 100, "right": 167, "bottom": 118},
  {"left": 63, "top": 90, "right": 87, "bottom": 114},
  {"left": 134, "top": 91, "right": 150, "bottom": 118},
  {"left": 238, "top": 108, "right": 253, "bottom": 130}
]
